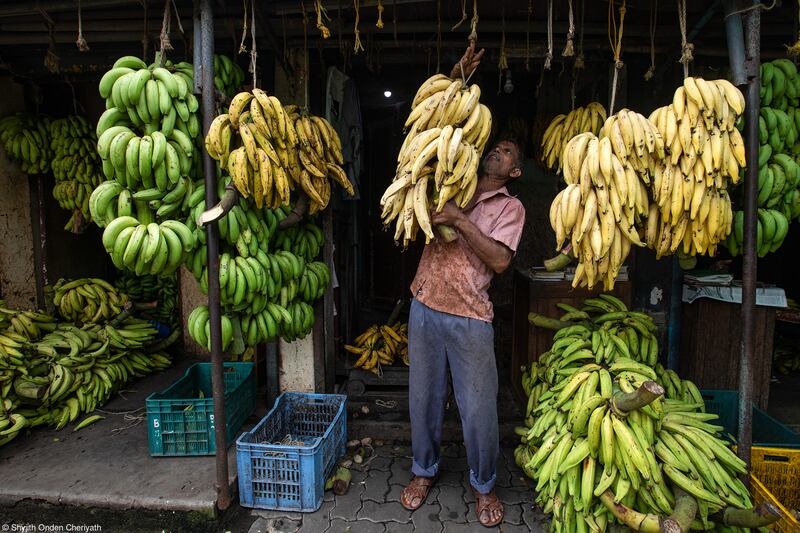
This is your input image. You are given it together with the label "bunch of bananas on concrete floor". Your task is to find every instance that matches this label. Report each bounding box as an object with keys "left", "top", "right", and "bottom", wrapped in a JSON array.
[
  {"left": 0, "top": 113, "right": 51, "bottom": 174},
  {"left": 99, "top": 216, "right": 195, "bottom": 276},
  {"left": 114, "top": 272, "right": 179, "bottom": 326},
  {"left": 213, "top": 54, "right": 246, "bottom": 98},
  {"left": 540, "top": 103, "right": 607, "bottom": 171},
  {"left": 646, "top": 78, "right": 744, "bottom": 259},
  {"left": 550, "top": 118, "right": 655, "bottom": 290},
  {"left": 517, "top": 295, "right": 775, "bottom": 532},
  {"left": 50, "top": 115, "right": 104, "bottom": 230},
  {"left": 205, "top": 89, "right": 352, "bottom": 212},
  {"left": 5, "top": 320, "right": 174, "bottom": 441},
  {"left": 380, "top": 74, "right": 492, "bottom": 245},
  {"left": 52, "top": 278, "right": 130, "bottom": 324},
  {"left": 345, "top": 321, "right": 409, "bottom": 372},
  {"left": 95, "top": 55, "right": 200, "bottom": 227},
  {"left": 0, "top": 307, "right": 56, "bottom": 341}
]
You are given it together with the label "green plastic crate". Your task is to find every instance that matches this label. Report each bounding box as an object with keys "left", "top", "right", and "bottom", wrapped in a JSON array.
[
  {"left": 146, "top": 362, "right": 255, "bottom": 456},
  {"left": 701, "top": 389, "right": 800, "bottom": 449}
]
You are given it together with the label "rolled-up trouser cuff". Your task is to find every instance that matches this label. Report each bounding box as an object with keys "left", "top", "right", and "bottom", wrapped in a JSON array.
[
  {"left": 470, "top": 470, "right": 496, "bottom": 494},
  {"left": 412, "top": 459, "right": 440, "bottom": 478}
]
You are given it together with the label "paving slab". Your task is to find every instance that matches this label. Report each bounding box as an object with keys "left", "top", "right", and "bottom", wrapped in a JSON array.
[
  {"left": 328, "top": 518, "right": 386, "bottom": 532},
  {"left": 297, "top": 499, "right": 335, "bottom": 532},
  {"left": 330, "top": 481, "right": 365, "bottom": 521},
  {"left": 248, "top": 516, "right": 302, "bottom": 533},
  {"left": 383, "top": 522, "right": 414, "bottom": 533},
  {"left": 363, "top": 469, "right": 393, "bottom": 502},
  {"left": 410, "top": 487, "right": 443, "bottom": 533},
  {"left": 358, "top": 500, "right": 413, "bottom": 524},
  {"left": 388, "top": 456, "right": 413, "bottom": 485},
  {"left": 0, "top": 358, "right": 241, "bottom": 516},
  {"left": 437, "top": 484, "right": 468, "bottom": 523}
]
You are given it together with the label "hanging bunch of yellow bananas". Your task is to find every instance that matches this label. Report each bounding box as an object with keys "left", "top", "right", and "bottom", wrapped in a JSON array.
[
  {"left": 539, "top": 102, "right": 607, "bottom": 170},
  {"left": 379, "top": 74, "right": 492, "bottom": 246},
  {"left": 646, "top": 78, "right": 745, "bottom": 258},
  {"left": 345, "top": 322, "right": 409, "bottom": 372},
  {"left": 204, "top": 89, "right": 353, "bottom": 214},
  {"left": 550, "top": 108, "right": 661, "bottom": 291}
]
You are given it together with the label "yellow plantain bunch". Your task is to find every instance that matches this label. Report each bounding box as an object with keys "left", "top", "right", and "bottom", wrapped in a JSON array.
[
  {"left": 380, "top": 74, "right": 492, "bottom": 246},
  {"left": 540, "top": 102, "right": 607, "bottom": 171},
  {"left": 345, "top": 321, "right": 409, "bottom": 373},
  {"left": 646, "top": 78, "right": 745, "bottom": 258},
  {"left": 204, "top": 89, "right": 353, "bottom": 214}
]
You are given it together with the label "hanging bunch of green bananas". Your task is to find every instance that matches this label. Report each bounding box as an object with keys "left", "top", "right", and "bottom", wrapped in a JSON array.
[
  {"left": 539, "top": 102, "right": 607, "bottom": 171},
  {"left": 98, "top": 216, "right": 195, "bottom": 276},
  {"left": 114, "top": 272, "right": 179, "bottom": 327},
  {"left": 516, "top": 295, "right": 777, "bottom": 532},
  {"left": 52, "top": 278, "right": 129, "bottom": 324},
  {"left": 213, "top": 54, "right": 246, "bottom": 98},
  {"left": 1, "top": 319, "right": 175, "bottom": 445},
  {"left": 93, "top": 55, "right": 201, "bottom": 226},
  {"left": 723, "top": 59, "right": 800, "bottom": 257},
  {"left": 49, "top": 115, "right": 104, "bottom": 230},
  {"left": 0, "top": 113, "right": 51, "bottom": 174},
  {"left": 0, "top": 306, "right": 56, "bottom": 341},
  {"left": 89, "top": 175, "right": 197, "bottom": 229},
  {"left": 272, "top": 220, "right": 325, "bottom": 262}
]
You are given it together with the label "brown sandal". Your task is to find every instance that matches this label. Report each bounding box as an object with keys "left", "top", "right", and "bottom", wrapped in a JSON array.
[
  {"left": 472, "top": 488, "right": 504, "bottom": 527},
  {"left": 400, "top": 475, "right": 438, "bottom": 511}
]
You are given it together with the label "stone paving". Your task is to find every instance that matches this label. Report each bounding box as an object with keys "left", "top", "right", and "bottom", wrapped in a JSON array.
[{"left": 244, "top": 443, "right": 549, "bottom": 533}]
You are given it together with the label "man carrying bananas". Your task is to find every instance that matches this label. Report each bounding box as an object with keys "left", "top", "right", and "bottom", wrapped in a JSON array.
[{"left": 400, "top": 43, "right": 526, "bottom": 529}]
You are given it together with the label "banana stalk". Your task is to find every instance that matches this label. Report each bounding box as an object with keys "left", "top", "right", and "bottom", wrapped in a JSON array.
[
  {"left": 668, "top": 488, "right": 699, "bottom": 532},
  {"left": 599, "top": 491, "right": 674, "bottom": 533},
  {"left": 612, "top": 381, "right": 665, "bottom": 413},
  {"left": 710, "top": 502, "right": 782, "bottom": 528}
]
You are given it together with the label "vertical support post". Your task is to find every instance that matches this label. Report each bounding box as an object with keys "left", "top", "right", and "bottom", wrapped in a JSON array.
[
  {"left": 266, "top": 341, "right": 279, "bottom": 406},
  {"left": 31, "top": 175, "right": 48, "bottom": 309},
  {"left": 738, "top": 3, "right": 761, "bottom": 477},
  {"left": 197, "top": 0, "right": 231, "bottom": 510},
  {"left": 192, "top": 3, "right": 202, "bottom": 93},
  {"left": 323, "top": 206, "right": 336, "bottom": 392}
]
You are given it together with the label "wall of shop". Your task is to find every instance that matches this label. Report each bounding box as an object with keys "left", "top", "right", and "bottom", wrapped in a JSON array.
[{"left": 0, "top": 76, "right": 37, "bottom": 310}]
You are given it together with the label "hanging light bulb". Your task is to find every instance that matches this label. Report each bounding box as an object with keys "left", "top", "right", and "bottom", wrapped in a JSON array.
[{"left": 503, "top": 70, "right": 514, "bottom": 94}]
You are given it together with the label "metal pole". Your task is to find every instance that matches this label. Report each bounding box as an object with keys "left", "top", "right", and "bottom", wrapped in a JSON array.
[
  {"left": 198, "top": 0, "right": 231, "bottom": 510},
  {"left": 738, "top": 3, "right": 761, "bottom": 477}
]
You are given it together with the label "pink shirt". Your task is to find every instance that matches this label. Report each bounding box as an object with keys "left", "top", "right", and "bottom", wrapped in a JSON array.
[{"left": 410, "top": 186, "right": 525, "bottom": 322}]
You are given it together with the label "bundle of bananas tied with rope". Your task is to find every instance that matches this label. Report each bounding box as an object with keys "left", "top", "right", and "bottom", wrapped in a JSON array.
[
  {"left": 205, "top": 89, "right": 353, "bottom": 213},
  {"left": 380, "top": 74, "right": 492, "bottom": 246},
  {"left": 540, "top": 102, "right": 607, "bottom": 171},
  {"left": 345, "top": 322, "right": 409, "bottom": 372}
]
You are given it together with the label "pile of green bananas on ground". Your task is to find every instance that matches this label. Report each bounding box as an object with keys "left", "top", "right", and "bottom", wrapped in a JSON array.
[
  {"left": 52, "top": 278, "right": 130, "bottom": 324},
  {"left": 516, "top": 294, "right": 776, "bottom": 533},
  {"left": 214, "top": 54, "right": 246, "bottom": 98},
  {"left": 1, "top": 306, "right": 56, "bottom": 341},
  {"left": 50, "top": 115, "right": 104, "bottom": 230},
  {"left": 725, "top": 58, "right": 800, "bottom": 257},
  {"left": 114, "top": 272, "right": 179, "bottom": 326},
  {"left": 0, "top": 320, "right": 175, "bottom": 445},
  {"left": 0, "top": 113, "right": 51, "bottom": 174}
]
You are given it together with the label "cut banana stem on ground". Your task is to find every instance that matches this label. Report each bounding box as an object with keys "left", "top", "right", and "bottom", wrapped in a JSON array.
[{"left": 381, "top": 75, "right": 491, "bottom": 246}]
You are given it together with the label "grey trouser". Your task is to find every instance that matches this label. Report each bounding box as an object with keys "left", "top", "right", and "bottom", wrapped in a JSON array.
[{"left": 408, "top": 298, "right": 499, "bottom": 494}]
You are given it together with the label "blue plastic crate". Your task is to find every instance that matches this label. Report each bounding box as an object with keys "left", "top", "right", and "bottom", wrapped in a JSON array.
[
  {"left": 236, "top": 392, "right": 347, "bottom": 512},
  {"left": 146, "top": 362, "right": 255, "bottom": 456},
  {"left": 701, "top": 389, "right": 800, "bottom": 449}
]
